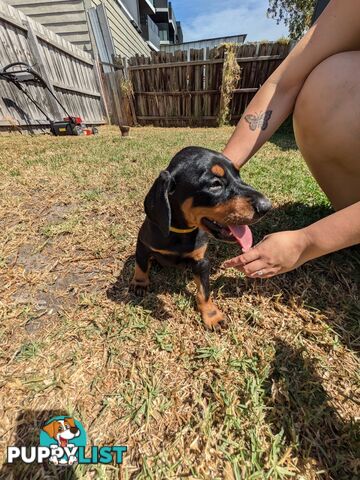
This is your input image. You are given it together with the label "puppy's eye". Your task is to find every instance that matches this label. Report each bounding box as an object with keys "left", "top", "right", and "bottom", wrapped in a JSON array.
[
  {"left": 210, "top": 179, "right": 223, "bottom": 190},
  {"left": 65, "top": 424, "right": 70, "bottom": 429}
]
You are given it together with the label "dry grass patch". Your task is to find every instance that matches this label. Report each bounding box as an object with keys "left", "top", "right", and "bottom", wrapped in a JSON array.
[{"left": 0, "top": 126, "right": 359, "bottom": 479}]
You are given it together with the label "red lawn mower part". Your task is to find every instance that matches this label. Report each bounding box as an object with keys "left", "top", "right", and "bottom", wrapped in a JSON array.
[{"left": 0, "top": 62, "right": 98, "bottom": 136}]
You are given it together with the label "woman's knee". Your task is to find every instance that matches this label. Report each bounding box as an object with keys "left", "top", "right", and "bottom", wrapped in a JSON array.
[
  {"left": 293, "top": 51, "right": 360, "bottom": 157},
  {"left": 293, "top": 52, "right": 360, "bottom": 210}
]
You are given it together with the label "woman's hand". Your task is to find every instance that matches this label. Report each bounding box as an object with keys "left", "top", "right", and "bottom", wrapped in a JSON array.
[
  {"left": 223, "top": 230, "right": 311, "bottom": 278},
  {"left": 223, "top": 202, "right": 360, "bottom": 278}
]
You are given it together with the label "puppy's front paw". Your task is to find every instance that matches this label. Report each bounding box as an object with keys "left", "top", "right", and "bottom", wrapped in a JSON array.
[
  {"left": 202, "top": 307, "right": 225, "bottom": 330},
  {"left": 129, "top": 280, "right": 149, "bottom": 297},
  {"left": 68, "top": 455, "right": 78, "bottom": 465}
]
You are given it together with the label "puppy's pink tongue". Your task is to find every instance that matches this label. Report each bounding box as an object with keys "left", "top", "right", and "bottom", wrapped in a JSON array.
[{"left": 228, "top": 225, "right": 253, "bottom": 252}]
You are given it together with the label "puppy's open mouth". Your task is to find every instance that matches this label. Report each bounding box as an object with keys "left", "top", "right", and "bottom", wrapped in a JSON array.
[
  {"left": 201, "top": 218, "right": 253, "bottom": 251},
  {"left": 59, "top": 436, "right": 68, "bottom": 448}
]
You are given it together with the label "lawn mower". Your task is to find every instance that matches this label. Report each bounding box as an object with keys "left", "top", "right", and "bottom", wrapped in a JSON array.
[{"left": 0, "top": 62, "right": 98, "bottom": 136}]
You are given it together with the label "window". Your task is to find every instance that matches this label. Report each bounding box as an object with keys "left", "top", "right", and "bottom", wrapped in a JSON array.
[{"left": 118, "top": 0, "right": 140, "bottom": 27}]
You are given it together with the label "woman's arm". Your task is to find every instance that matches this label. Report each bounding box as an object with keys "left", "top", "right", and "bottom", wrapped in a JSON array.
[
  {"left": 223, "top": 201, "right": 360, "bottom": 277},
  {"left": 223, "top": 0, "right": 360, "bottom": 169},
  {"left": 302, "top": 201, "right": 360, "bottom": 262}
]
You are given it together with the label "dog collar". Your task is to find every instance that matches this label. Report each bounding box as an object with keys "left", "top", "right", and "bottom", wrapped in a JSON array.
[{"left": 169, "top": 225, "right": 198, "bottom": 234}]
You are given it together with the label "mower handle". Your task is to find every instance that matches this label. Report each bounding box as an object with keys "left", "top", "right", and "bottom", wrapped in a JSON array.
[
  {"left": 1, "top": 62, "right": 33, "bottom": 73},
  {"left": 0, "top": 61, "right": 72, "bottom": 119}
]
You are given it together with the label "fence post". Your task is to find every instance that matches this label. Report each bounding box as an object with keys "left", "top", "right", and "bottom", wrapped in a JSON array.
[
  {"left": 123, "top": 58, "right": 137, "bottom": 125},
  {"left": 218, "top": 50, "right": 227, "bottom": 127},
  {"left": 92, "top": 54, "right": 111, "bottom": 124},
  {"left": 110, "top": 71, "right": 124, "bottom": 125},
  {"left": 218, "top": 45, "right": 241, "bottom": 126},
  {"left": 86, "top": 5, "right": 111, "bottom": 124},
  {"left": 24, "top": 19, "right": 63, "bottom": 121}
]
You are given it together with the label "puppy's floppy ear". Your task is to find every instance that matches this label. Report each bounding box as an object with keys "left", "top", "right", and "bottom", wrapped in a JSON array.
[
  {"left": 42, "top": 421, "right": 57, "bottom": 439},
  {"left": 64, "top": 417, "right": 76, "bottom": 428},
  {"left": 144, "top": 170, "right": 173, "bottom": 236}
]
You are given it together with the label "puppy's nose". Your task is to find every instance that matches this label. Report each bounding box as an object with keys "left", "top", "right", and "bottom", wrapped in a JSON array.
[
  {"left": 70, "top": 427, "right": 79, "bottom": 434},
  {"left": 254, "top": 196, "right": 272, "bottom": 216}
]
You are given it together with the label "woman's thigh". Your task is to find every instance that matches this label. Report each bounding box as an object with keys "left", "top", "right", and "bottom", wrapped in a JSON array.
[{"left": 293, "top": 51, "right": 360, "bottom": 211}]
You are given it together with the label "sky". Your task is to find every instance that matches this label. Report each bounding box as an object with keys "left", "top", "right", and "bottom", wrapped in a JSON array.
[{"left": 170, "top": 0, "right": 289, "bottom": 43}]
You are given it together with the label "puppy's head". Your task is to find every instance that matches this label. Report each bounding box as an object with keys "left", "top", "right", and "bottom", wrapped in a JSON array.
[
  {"left": 144, "top": 147, "right": 271, "bottom": 248},
  {"left": 42, "top": 417, "right": 80, "bottom": 446}
]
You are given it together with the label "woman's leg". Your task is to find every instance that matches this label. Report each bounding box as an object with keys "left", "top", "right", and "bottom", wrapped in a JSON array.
[{"left": 293, "top": 51, "right": 360, "bottom": 211}]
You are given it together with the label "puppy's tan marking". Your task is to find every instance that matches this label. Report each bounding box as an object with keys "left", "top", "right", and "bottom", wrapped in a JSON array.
[
  {"left": 181, "top": 197, "right": 255, "bottom": 229},
  {"left": 194, "top": 275, "right": 224, "bottom": 328},
  {"left": 150, "top": 247, "right": 177, "bottom": 256},
  {"left": 184, "top": 244, "right": 208, "bottom": 261},
  {"left": 131, "top": 263, "right": 150, "bottom": 288},
  {"left": 211, "top": 164, "right": 225, "bottom": 177}
]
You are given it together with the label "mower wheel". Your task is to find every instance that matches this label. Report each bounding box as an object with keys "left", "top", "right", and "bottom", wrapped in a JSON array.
[{"left": 73, "top": 125, "right": 84, "bottom": 136}]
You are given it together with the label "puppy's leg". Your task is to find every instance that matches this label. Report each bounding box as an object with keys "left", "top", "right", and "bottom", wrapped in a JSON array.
[
  {"left": 192, "top": 258, "right": 224, "bottom": 328},
  {"left": 130, "top": 240, "right": 151, "bottom": 297}
]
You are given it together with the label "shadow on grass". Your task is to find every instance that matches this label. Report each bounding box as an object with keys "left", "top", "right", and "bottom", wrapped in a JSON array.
[
  {"left": 269, "top": 131, "right": 298, "bottom": 152},
  {"left": 0, "top": 410, "right": 78, "bottom": 480},
  {"left": 108, "top": 201, "right": 360, "bottom": 352},
  {"left": 107, "top": 254, "right": 198, "bottom": 323},
  {"left": 264, "top": 339, "right": 360, "bottom": 478},
  {"left": 269, "top": 117, "right": 297, "bottom": 151},
  {"left": 211, "top": 201, "right": 360, "bottom": 355}
]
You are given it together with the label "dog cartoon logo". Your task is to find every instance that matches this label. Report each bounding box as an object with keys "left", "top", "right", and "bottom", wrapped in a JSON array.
[{"left": 40, "top": 416, "right": 86, "bottom": 465}]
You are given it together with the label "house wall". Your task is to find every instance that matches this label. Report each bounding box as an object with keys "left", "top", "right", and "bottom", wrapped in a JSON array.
[
  {"left": 5, "top": 0, "right": 151, "bottom": 59},
  {"left": 91, "top": 0, "right": 150, "bottom": 58},
  {"left": 0, "top": 0, "right": 104, "bottom": 128},
  {"left": 4, "top": 0, "right": 93, "bottom": 52}
]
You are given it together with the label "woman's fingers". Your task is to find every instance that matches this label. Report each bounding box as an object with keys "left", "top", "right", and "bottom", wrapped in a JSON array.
[
  {"left": 222, "top": 240, "right": 276, "bottom": 277},
  {"left": 223, "top": 230, "right": 311, "bottom": 279},
  {"left": 242, "top": 260, "right": 269, "bottom": 276},
  {"left": 223, "top": 247, "right": 261, "bottom": 268}
]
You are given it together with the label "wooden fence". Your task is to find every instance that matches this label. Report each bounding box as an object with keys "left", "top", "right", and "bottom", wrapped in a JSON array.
[
  {"left": 0, "top": 1, "right": 291, "bottom": 132},
  {"left": 101, "top": 67, "right": 136, "bottom": 127},
  {"left": 126, "top": 41, "right": 291, "bottom": 127},
  {"left": 0, "top": 0, "right": 105, "bottom": 131}
]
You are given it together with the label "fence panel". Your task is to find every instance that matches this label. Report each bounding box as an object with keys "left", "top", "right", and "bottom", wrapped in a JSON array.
[
  {"left": 128, "top": 48, "right": 225, "bottom": 127},
  {"left": 128, "top": 42, "right": 291, "bottom": 127},
  {"left": 102, "top": 67, "right": 136, "bottom": 126},
  {"left": 0, "top": 0, "right": 104, "bottom": 131},
  {"left": 231, "top": 41, "right": 290, "bottom": 121}
]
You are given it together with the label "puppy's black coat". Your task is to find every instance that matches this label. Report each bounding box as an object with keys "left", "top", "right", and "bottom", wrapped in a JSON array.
[{"left": 131, "top": 147, "right": 271, "bottom": 327}]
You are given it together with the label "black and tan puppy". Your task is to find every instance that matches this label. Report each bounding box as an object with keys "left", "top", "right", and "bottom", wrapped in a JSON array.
[{"left": 131, "top": 147, "right": 271, "bottom": 328}]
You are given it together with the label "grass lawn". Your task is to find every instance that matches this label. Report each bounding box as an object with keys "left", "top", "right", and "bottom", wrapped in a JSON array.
[{"left": 0, "top": 126, "right": 359, "bottom": 479}]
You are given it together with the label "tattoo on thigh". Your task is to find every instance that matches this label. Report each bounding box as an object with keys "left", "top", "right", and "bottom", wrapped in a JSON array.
[{"left": 244, "top": 110, "right": 272, "bottom": 131}]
